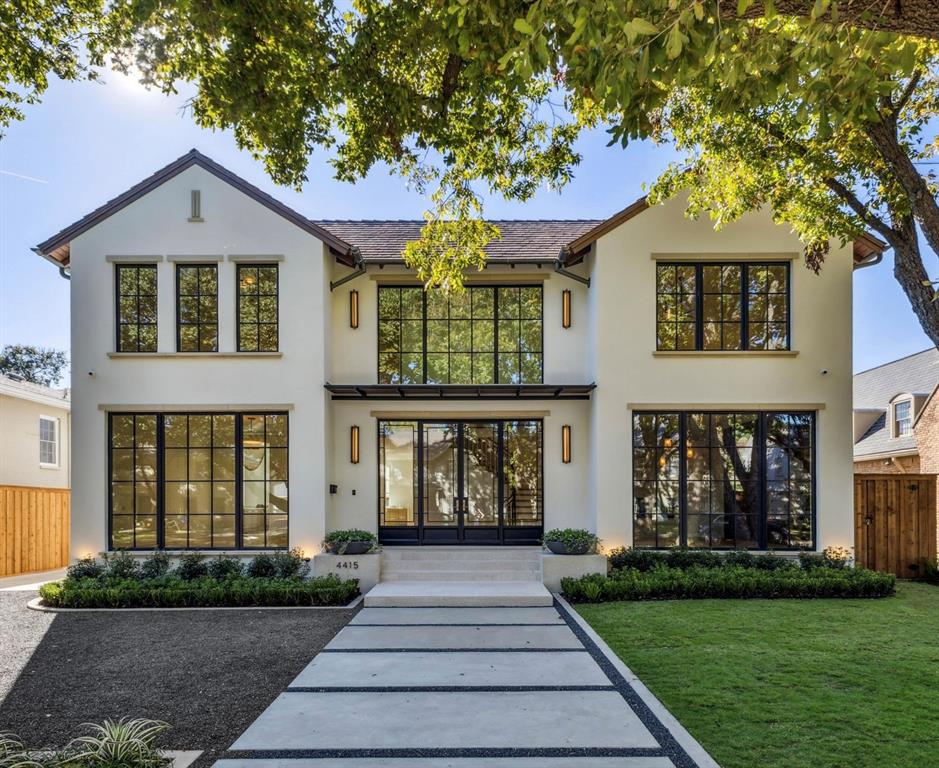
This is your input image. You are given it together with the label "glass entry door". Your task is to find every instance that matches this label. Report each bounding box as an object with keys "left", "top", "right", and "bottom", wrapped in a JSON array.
[{"left": 379, "top": 419, "right": 543, "bottom": 545}]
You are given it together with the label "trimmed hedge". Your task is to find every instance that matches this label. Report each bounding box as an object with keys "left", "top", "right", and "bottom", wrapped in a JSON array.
[
  {"left": 561, "top": 565, "right": 896, "bottom": 603},
  {"left": 39, "top": 573, "right": 359, "bottom": 608},
  {"left": 606, "top": 547, "right": 850, "bottom": 573}
]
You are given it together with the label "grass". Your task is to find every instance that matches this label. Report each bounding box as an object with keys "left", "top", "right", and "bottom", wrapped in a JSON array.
[{"left": 577, "top": 582, "right": 939, "bottom": 768}]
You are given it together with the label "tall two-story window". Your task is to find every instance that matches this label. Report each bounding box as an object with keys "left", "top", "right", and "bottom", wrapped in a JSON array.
[
  {"left": 109, "top": 412, "right": 288, "bottom": 549},
  {"left": 177, "top": 265, "right": 218, "bottom": 352},
  {"left": 632, "top": 410, "right": 814, "bottom": 550},
  {"left": 377, "top": 285, "right": 543, "bottom": 384},
  {"left": 237, "top": 264, "right": 279, "bottom": 352},
  {"left": 656, "top": 262, "right": 790, "bottom": 351},
  {"left": 116, "top": 265, "right": 158, "bottom": 352}
]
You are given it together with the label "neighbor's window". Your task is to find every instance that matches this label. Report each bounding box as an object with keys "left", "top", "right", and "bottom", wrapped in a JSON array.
[
  {"left": 377, "top": 285, "right": 543, "bottom": 384},
  {"left": 237, "top": 264, "right": 279, "bottom": 352},
  {"left": 109, "top": 412, "right": 288, "bottom": 549},
  {"left": 177, "top": 265, "right": 218, "bottom": 352},
  {"left": 656, "top": 262, "right": 789, "bottom": 351},
  {"left": 116, "top": 265, "right": 158, "bottom": 352},
  {"left": 632, "top": 410, "right": 814, "bottom": 549},
  {"left": 894, "top": 400, "right": 912, "bottom": 437},
  {"left": 39, "top": 416, "right": 59, "bottom": 466}
]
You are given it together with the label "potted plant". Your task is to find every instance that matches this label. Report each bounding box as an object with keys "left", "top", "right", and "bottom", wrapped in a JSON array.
[
  {"left": 543, "top": 528, "right": 598, "bottom": 555},
  {"left": 324, "top": 528, "right": 379, "bottom": 555}
]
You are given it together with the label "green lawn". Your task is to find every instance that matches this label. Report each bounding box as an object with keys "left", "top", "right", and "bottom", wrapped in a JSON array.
[{"left": 577, "top": 582, "right": 939, "bottom": 768}]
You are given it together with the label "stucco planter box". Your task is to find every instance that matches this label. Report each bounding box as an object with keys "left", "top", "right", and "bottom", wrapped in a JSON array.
[
  {"left": 541, "top": 553, "right": 608, "bottom": 593},
  {"left": 312, "top": 553, "right": 380, "bottom": 592}
]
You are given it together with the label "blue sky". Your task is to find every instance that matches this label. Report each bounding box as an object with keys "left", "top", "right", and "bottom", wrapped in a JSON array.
[{"left": 0, "top": 71, "right": 932, "bottom": 378}]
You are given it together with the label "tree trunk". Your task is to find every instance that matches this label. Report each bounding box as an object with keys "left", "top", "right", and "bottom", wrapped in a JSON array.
[
  {"left": 890, "top": 215, "right": 939, "bottom": 348},
  {"left": 734, "top": 0, "right": 939, "bottom": 39}
]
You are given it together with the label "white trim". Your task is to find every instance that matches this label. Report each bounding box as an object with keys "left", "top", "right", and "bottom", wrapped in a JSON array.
[
  {"left": 227, "top": 254, "right": 285, "bottom": 262},
  {"left": 891, "top": 398, "right": 914, "bottom": 439},
  {"left": 167, "top": 254, "right": 224, "bottom": 263},
  {"left": 0, "top": 380, "right": 70, "bottom": 410},
  {"left": 651, "top": 252, "right": 798, "bottom": 262},
  {"left": 107, "top": 352, "right": 283, "bottom": 359},
  {"left": 106, "top": 254, "right": 163, "bottom": 263}
]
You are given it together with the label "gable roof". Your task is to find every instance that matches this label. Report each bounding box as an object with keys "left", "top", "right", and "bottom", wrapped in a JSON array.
[
  {"left": 316, "top": 219, "right": 602, "bottom": 264},
  {"left": 33, "top": 149, "right": 356, "bottom": 268},
  {"left": 0, "top": 374, "right": 70, "bottom": 410},
  {"left": 559, "top": 196, "right": 889, "bottom": 267},
  {"left": 853, "top": 347, "right": 939, "bottom": 458}
]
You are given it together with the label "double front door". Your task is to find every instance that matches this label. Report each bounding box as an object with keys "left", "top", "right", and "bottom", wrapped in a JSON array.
[{"left": 379, "top": 419, "right": 543, "bottom": 545}]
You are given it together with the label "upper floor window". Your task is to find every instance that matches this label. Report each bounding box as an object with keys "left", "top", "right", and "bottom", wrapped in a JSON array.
[
  {"left": 656, "top": 262, "right": 790, "bottom": 351},
  {"left": 39, "top": 416, "right": 59, "bottom": 466},
  {"left": 893, "top": 400, "right": 912, "bottom": 437},
  {"left": 116, "top": 264, "right": 158, "bottom": 352},
  {"left": 177, "top": 265, "right": 218, "bottom": 352},
  {"left": 377, "top": 285, "right": 543, "bottom": 384},
  {"left": 237, "top": 265, "right": 279, "bottom": 352}
]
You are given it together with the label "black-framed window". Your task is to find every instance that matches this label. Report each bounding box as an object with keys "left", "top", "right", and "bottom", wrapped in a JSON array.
[
  {"left": 656, "top": 262, "right": 789, "bottom": 351},
  {"left": 237, "top": 264, "right": 279, "bottom": 352},
  {"left": 632, "top": 410, "right": 814, "bottom": 550},
  {"left": 377, "top": 285, "right": 543, "bottom": 384},
  {"left": 109, "top": 411, "right": 288, "bottom": 550},
  {"left": 177, "top": 265, "right": 218, "bottom": 352},
  {"left": 116, "top": 264, "right": 158, "bottom": 352}
]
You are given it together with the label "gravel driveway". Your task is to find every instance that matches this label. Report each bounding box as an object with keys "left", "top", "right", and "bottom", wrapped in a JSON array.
[{"left": 0, "top": 591, "right": 356, "bottom": 767}]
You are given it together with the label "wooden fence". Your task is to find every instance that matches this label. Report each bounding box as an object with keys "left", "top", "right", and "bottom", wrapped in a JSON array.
[
  {"left": 0, "top": 485, "right": 70, "bottom": 577},
  {"left": 854, "top": 474, "right": 937, "bottom": 578}
]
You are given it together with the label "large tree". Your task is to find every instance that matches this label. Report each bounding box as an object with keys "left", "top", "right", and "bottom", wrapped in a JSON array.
[{"left": 0, "top": 345, "right": 68, "bottom": 387}]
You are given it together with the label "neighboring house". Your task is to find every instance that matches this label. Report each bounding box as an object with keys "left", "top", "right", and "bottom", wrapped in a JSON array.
[
  {"left": 853, "top": 348, "right": 939, "bottom": 473},
  {"left": 0, "top": 374, "right": 70, "bottom": 489},
  {"left": 31, "top": 149, "right": 884, "bottom": 561},
  {"left": 0, "top": 374, "right": 71, "bottom": 577}
]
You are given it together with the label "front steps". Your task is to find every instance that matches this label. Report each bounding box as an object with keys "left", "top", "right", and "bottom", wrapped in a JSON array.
[{"left": 365, "top": 547, "right": 553, "bottom": 607}]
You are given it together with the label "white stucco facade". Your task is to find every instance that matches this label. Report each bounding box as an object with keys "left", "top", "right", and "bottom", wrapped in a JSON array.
[
  {"left": 41, "top": 152, "right": 859, "bottom": 560},
  {"left": 0, "top": 377, "right": 71, "bottom": 489}
]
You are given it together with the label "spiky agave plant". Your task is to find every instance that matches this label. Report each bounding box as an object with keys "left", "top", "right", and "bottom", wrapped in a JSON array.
[
  {"left": 67, "top": 719, "right": 170, "bottom": 768},
  {"left": 0, "top": 733, "right": 44, "bottom": 768}
]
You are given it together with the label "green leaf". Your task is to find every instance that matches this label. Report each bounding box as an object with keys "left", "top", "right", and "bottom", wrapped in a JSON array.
[
  {"left": 513, "top": 18, "right": 535, "bottom": 35},
  {"left": 631, "top": 18, "right": 659, "bottom": 35}
]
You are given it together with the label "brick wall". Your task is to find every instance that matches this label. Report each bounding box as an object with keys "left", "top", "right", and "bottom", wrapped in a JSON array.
[
  {"left": 854, "top": 455, "right": 921, "bottom": 474},
  {"left": 912, "top": 399, "right": 939, "bottom": 557}
]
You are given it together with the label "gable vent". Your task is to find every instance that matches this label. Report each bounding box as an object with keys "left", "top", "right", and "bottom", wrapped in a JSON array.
[{"left": 189, "top": 190, "right": 203, "bottom": 222}]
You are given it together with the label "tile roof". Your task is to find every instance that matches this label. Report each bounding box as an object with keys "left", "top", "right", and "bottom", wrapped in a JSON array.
[
  {"left": 853, "top": 347, "right": 939, "bottom": 458},
  {"left": 315, "top": 220, "right": 603, "bottom": 263}
]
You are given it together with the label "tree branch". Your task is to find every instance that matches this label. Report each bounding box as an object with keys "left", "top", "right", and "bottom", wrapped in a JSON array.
[{"left": 891, "top": 69, "right": 923, "bottom": 115}]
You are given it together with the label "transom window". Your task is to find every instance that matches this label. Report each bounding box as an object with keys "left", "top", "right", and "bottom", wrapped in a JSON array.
[
  {"left": 116, "top": 264, "right": 158, "bottom": 352},
  {"left": 377, "top": 285, "right": 543, "bottom": 384},
  {"left": 237, "top": 265, "right": 279, "bottom": 352},
  {"left": 893, "top": 400, "right": 912, "bottom": 437},
  {"left": 109, "top": 412, "right": 288, "bottom": 549},
  {"left": 39, "top": 417, "right": 59, "bottom": 466},
  {"left": 656, "top": 262, "right": 790, "bottom": 351},
  {"left": 632, "top": 411, "right": 814, "bottom": 550},
  {"left": 177, "top": 265, "right": 218, "bottom": 352}
]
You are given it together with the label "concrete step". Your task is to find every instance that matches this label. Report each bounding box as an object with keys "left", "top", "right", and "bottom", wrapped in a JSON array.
[
  {"left": 381, "top": 547, "right": 542, "bottom": 561},
  {"left": 382, "top": 570, "right": 541, "bottom": 582},
  {"left": 363, "top": 580, "right": 554, "bottom": 607},
  {"left": 383, "top": 558, "right": 541, "bottom": 571}
]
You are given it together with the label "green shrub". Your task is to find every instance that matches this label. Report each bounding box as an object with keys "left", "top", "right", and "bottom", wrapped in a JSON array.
[
  {"left": 246, "top": 553, "right": 277, "bottom": 578},
  {"left": 67, "top": 555, "right": 104, "bottom": 581},
  {"left": 39, "top": 573, "right": 358, "bottom": 609},
  {"left": 138, "top": 551, "right": 171, "bottom": 580},
  {"left": 102, "top": 550, "right": 140, "bottom": 580},
  {"left": 323, "top": 529, "right": 379, "bottom": 553},
  {"left": 921, "top": 557, "right": 939, "bottom": 584},
  {"left": 608, "top": 547, "right": 800, "bottom": 573},
  {"left": 206, "top": 555, "right": 243, "bottom": 580},
  {"left": 799, "top": 546, "right": 852, "bottom": 571},
  {"left": 174, "top": 553, "right": 208, "bottom": 580},
  {"left": 271, "top": 548, "right": 311, "bottom": 579},
  {"left": 561, "top": 564, "right": 896, "bottom": 603},
  {"left": 542, "top": 528, "right": 598, "bottom": 554}
]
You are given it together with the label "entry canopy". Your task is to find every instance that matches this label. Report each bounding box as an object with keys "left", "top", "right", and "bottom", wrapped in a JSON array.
[{"left": 324, "top": 383, "right": 596, "bottom": 400}]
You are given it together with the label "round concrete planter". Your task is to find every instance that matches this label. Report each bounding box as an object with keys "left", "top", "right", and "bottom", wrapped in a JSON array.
[
  {"left": 325, "top": 541, "right": 373, "bottom": 555},
  {"left": 544, "top": 540, "right": 591, "bottom": 556}
]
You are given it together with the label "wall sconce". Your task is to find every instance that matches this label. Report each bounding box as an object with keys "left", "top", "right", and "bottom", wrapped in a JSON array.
[
  {"left": 350, "top": 425, "right": 360, "bottom": 464},
  {"left": 350, "top": 289, "right": 359, "bottom": 329},
  {"left": 561, "top": 424, "right": 572, "bottom": 464},
  {"left": 561, "top": 289, "right": 571, "bottom": 329}
]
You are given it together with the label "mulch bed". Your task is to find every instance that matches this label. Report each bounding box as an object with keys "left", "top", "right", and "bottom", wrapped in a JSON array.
[{"left": 0, "top": 591, "right": 357, "bottom": 767}]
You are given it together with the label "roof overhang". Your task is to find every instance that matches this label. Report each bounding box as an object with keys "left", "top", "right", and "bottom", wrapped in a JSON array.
[
  {"left": 854, "top": 448, "right": 919, "bottom": 462},
  {"left": 33, "top": 149, "right": 356, "bottom": 268},
  {"left": 325, "top": 383, "right": 596, "bottom": 400}
]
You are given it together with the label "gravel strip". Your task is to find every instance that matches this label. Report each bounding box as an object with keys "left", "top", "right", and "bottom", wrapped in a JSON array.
[{"left": 0, "top": 591, "right": 357, "bottom": 768}]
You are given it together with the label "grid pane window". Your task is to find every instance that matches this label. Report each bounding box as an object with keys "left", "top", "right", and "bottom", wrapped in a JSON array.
[
  {"left": 632, "top": 411, "right": 814, "bottom": 550},
  {"left": 656, "top": 262, "right": 789, "bottom": 351},
  {"left": 39, "top": 417, "right": 58, "bottom": 465},
  {"left": 894, "top": 401, "right": 912, "bottom": 436},
  {"left": 116, "top": 265, "right": 158, "bottom": 352},
  {"left": 109, "top": 412, "right": 287, "bottom": 550},
  {"left": 177, "top": 265, "right": 218, "bottom": 352},
  {"left": 238, "top": 265, "right": 279, "bottom": 352},
  {"left": 377, "top": 285, "right": 542, "bottom": 384},
  {"left": 503, "top": 420, "right": 544, "bottom": 527}
]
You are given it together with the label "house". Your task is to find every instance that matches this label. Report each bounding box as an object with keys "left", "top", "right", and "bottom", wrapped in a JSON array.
[
  {"left": 0, "top": 374, "right": 70, "bottom": 576},
  {"left": 31, "top": 149, "right": 882, "bottom": 574}
]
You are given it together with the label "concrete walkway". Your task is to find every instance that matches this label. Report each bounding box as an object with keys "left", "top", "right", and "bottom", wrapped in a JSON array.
[{"left": 214, "top": 600, "right": 719, "bottom": 768}]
